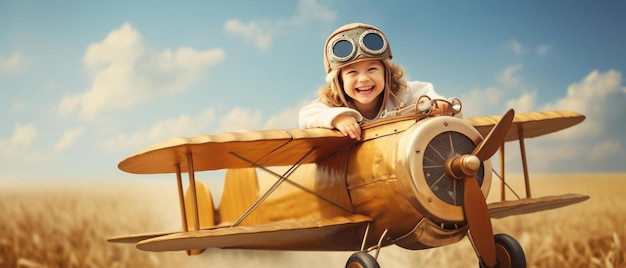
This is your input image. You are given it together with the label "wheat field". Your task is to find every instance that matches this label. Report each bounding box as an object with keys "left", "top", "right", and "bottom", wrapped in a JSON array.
[{"left": 1, "top": 173, "right": 624, "bottom": 268}]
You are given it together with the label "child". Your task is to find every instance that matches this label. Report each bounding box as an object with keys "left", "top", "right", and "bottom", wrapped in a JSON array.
[{"left": 299, "top": 22, "right": 455, "bottom": 141}]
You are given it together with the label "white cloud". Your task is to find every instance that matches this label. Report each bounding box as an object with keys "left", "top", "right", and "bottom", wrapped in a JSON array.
[
  {"left": 459, "top": 70, "right": 625, "bottom": 172},
  {"left": 459, "top": 87, "right": 504, "bottom": 117},
  {"left": 521, "top": 69, "right": 626, "bottom": 171},
  {"left": 10, "top": 100, "right": 27, "bottom": 113},
  {"left": 223, "top": 20, "right": 273, "bottom": 50},
  {"left": 0, "top": 148, "right": 46, "bottom": 164},
  {"left": 522, "top": 138, "right": 586, "bottom": 171},
  {"left": 506, "top": 40, "right": 523, "bottom": 56},
  {"left": 103, "top": 104, "right": 301, "bottom": 154},
  {"left": 292, "top": 0, "right": 337, "bottom": 25},
  {"left": 506, "top": 40, "right": 551, "bottom": 57},
  {"left": 224, "top": 0, "right": 335, "bottom": 50},
  {"left": 505, "top": 90, "right": 536, "bottom": 113},
  {"left": 58, "top": 23, "right": 226, "bottom": 121},
  {"left": 544, "top": 70, "right": 623, "bottom": 112},
  {"left": 537, "top": 45, "right": 551, "bottom": 56},
  {"left": 9, "top": 123, "right": 38, "bottom": 147},
  {"left": 54, "top": 127, "right": 86, "bottom": 151},
  {"left": 101, "top": 108, "right": 216, "bottom": 152},
  {"left": 589, "top": 140, "right": 623, "bottom": 162},
  {"left": 498, "top": 64, "right": 523, "bottom": 87},
  {"left": 0, "top": 52, "right": 27, "bottom": 73},
  {"left": 217, "top": 107, "right": 263, "bottom": 132},
  {"left": 540, "top": 70, "right": 624, "bottom": 139},
  {"left": 0, "top": 123, "right": 46, "bottom": 165},
  {"left": 262, "top": 101, "right": 307, "bottom": 130}
]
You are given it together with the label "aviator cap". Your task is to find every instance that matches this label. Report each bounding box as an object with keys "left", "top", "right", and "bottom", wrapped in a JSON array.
[{"left": 323, "top": 23, "right": 392, "bottom": 73}]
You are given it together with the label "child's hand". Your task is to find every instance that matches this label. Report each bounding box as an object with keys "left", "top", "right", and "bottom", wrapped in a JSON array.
[
  {"left": 332, "top": 115, "right": 361, "bottom": 141},
  {"left": 431, "top": 100, "right": 453, "bottom": 116}
]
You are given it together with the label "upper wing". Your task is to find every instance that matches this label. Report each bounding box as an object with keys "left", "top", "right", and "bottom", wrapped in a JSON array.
[
  {"left": 120, "top": 110, "right": 585, "bottom": 174},
  {"left": 488, "top": 193, "right": 589, "bottom": 219},
  {"left": 136, "top": 214, "right": 372, "bottom": 252},
  {"left": 119, "top": 128, "right": 352, "bottom": 174},
  {"left": 465, "top": 110, "right": 585, "bottom": 142}
]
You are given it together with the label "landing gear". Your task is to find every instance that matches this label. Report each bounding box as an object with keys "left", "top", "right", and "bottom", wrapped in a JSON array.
[
  {"left": 345, "top": 251, "right": 380, "bottom": 268},
  {"left": 347, "top": 225, "right": 386, "bottom": 268},
  {"left": 479, "top": 234, "right": 526, "bottom": 268}
]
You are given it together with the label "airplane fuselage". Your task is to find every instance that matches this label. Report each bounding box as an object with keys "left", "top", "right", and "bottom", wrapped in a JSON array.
[{"left": 251, "top": 115, "right": 491, "bottom": 251}]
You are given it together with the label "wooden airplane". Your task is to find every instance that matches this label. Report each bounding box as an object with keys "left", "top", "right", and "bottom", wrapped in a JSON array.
[{"left": 108, "top": 97, "right": 588, "bottom": 268}]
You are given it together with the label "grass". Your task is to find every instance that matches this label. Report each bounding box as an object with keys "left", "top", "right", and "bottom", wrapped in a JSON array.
[
  {"left": 1, "top": 173, "right": 624, "bottom": 267},
  {"left": 0, "top": 180, "right": 209, "bottom": 268}
]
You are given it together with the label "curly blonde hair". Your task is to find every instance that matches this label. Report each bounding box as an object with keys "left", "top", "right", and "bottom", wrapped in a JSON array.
[{"left": 318, "top": 59, "right": 407, "bottom": 108}]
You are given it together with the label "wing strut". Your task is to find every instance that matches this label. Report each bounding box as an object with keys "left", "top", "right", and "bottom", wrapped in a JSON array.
[
  {"left": 186, "top": 153, "right": 201, "bottom": 230},
  {"left": 174, "top": 153, "right": 202, "bottom": 255},
  {"left": 499, "top": 144, "right": 506, "bottom": 201},
  {"left": 228, "top": 147, "right": 317, "bottom": 227},
  {"left": 518, "top": 126, "right": 531, "bottom": 198},
  {"left": 175, "top": 163, "right": 192, "bottom": 256},
  {"left": 175, "top": 164, "right": 188, "bottom": 233},
  {"left": 499, "top": 124, "right": 533, "bottom": 201}
]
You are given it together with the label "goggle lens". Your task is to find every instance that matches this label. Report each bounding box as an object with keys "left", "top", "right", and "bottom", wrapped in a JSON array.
[
  {"left": 332, "top": 39, "right": 354, "bottom": 59},
  {"left": 362, "top": 32, "right": 384, "bottom": 52}
]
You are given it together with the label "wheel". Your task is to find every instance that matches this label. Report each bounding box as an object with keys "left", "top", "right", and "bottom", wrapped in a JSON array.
[
  {"left": 479, "top": 234, "right": 526, "bottom": 268},
  {"left": 345, "top": 251, "right": 380, "bottom": 268}
]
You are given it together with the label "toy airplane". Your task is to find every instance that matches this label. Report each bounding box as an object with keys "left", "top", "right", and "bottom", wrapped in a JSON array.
[{"left": 108, "top": 97, "right": 588, "bottom": 268}]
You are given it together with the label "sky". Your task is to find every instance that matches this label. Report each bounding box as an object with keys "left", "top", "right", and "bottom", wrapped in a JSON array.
[{"left": 1, "top": 0, "right": 625, "bottom": 183}]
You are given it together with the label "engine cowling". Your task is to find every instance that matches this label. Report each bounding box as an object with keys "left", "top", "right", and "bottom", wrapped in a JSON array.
[{"left": 397, "top": 116, "right": 492, "bottom": 224}]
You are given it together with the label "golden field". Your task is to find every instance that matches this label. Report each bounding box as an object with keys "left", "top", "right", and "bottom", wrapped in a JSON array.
[{"left": 1, "top": 173, "right": 624, "bottom": 268}]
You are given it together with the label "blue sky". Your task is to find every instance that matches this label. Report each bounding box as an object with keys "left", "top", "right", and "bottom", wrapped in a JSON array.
[{"left": 1, "top": 0, "right": 625, "bottom": 182}]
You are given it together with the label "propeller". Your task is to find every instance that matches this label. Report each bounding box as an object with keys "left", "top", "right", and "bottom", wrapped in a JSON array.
[{"left": 446, "top": 109, "right": 515, "bottom": 267}]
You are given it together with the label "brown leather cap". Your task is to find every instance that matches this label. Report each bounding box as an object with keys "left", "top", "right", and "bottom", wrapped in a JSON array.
[{"left": 323, "top": 22, "right": 393, "bottom": 73}]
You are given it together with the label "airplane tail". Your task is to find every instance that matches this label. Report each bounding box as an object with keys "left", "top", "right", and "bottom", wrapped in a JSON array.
[
  {"left": 181, "top": 169, "right": 261, "bottom": 255},
  {"left": 183, "top": 180, "right": 216, "bottom": 255},
  {"left": 218, "top": 168, "right": 261, "bottom": 226}
]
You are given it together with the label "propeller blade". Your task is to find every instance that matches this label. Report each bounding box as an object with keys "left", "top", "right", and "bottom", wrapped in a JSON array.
[
  {"left": 473, "top": 109, "right": 515, "bottom": 161},
  {"left": 464, "top": 175, "right": 496, "bottom": 267},
  {"left": 462, "top": 109, "right": 515, "bottom": 267}
]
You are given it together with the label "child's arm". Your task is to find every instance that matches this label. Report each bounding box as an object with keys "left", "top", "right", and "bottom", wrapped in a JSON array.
[
  {"left": 331, "top": 114, "right": 362, "bottom": 141},
  {"left": 299, "top": 99, "right": 363, "bottom": 140},
  {"left": 406, "top": 81, "right": 462, "bottom": 117}
]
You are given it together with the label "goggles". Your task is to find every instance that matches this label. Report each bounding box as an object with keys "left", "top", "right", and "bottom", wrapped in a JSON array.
[{"left": 326, "top": 27, "right": 391, "bottom": 70}]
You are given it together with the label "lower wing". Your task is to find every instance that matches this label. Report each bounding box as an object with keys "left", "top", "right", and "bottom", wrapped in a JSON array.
[
  {"left": 488, "top": 193, "right": 589, "bottom": 219},
  {"left": 135, "top": 214, "right": 373, "bottom": 252}
]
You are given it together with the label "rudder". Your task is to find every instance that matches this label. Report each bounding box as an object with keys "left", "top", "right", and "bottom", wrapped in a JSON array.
[
  {"left": 218, "top": 168, "right": 261, "bottom": 226},
  {"left": 183, "top": 180, "right": 216, "bottom": 255}
]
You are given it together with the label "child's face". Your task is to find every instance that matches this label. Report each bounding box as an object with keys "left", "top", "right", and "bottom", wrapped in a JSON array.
[{"left": 340, "top": 59, "right": 385, "bottom": 111}]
